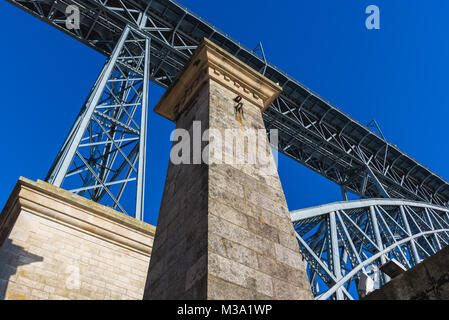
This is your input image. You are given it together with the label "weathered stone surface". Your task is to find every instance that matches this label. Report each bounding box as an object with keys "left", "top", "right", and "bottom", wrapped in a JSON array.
[
  {"left": 144, "top": 39, "right": 312, "bottom": 300},
  {"left": 364, "top": 245, "right": 449, "bottom": 300},
  {"left": 0, "top": 178, "right": 155, "bottom": 300}
]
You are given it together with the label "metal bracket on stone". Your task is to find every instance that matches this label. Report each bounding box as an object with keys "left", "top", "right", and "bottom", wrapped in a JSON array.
[{"left": 234, "top": 95, "right": 244, "bottom": 122}]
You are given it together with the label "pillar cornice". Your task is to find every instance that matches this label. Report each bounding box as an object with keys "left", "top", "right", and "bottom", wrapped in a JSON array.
[{"left": 154, "top": 38, "right": 282, "bottom": 122}]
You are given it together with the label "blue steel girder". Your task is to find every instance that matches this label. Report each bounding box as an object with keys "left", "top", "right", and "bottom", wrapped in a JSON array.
[{"left": 6, "top": 0, "right": 449, "bottom": 208}]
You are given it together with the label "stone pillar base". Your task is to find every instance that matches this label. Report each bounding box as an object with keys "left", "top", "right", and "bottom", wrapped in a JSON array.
[
  {"left": 0, "top": 177, "right": 155, "bottom": 300},
  {"left": 144, "top": 39, "right": 313, "bottom": 300}
]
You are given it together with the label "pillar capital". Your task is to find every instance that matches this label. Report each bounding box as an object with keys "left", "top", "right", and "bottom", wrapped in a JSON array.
[{"left": 155, "top": 38, "right": 282, "bottom": 122}]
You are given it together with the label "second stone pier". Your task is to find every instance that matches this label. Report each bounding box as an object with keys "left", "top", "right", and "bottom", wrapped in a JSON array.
[{"left": 144, "top": 39, "right": 312, "bottom": 300}]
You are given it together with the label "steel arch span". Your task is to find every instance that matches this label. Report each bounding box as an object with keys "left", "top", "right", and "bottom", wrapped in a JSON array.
[
  {"left": 291, "top": 199, "right": 449, "bottom": 300},
  {"left": 6, "top": 0, "right": 449, "bottom": 300}
]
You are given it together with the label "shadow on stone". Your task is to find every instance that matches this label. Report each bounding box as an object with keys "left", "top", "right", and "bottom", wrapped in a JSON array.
[{"left": 0, "top": 239, "right": 43, "bottom": 300}]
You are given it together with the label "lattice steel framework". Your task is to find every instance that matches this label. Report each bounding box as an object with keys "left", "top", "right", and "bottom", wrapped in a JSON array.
[
  {"left": 6, "top": 0, "right": 449, "bottom": 299},
  {"left": 291, "top": 199, "right": 449, "bottom": 300},
  {"left": 8, "top": 0, "right": 449, "bottom": 208}
]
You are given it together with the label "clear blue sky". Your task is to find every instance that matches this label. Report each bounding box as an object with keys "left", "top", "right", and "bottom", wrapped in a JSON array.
[{"left": 1, "top": 0, "right": 449, "bottom": 227}]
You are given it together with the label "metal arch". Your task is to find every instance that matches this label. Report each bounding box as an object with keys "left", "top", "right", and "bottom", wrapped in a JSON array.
[
  {"left": 291, "top": 198, "right": 449, "bottom": 300},
  {"left": 318, "top": 228, "right": 449, "bottom": 300}
]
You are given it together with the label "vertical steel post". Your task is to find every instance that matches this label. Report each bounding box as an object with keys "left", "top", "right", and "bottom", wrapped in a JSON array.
[
  {"left": 329, "top": 211, "right": 344, "bottom": 300},
  {"left": 135, "top": 37, "right": 151, "bottom": 221},
  {"left": 341, "top": 186, "right": 348, "bottom": 201},
  {"left": 369, "top": 205, "right": 390, "bottom": 283}
]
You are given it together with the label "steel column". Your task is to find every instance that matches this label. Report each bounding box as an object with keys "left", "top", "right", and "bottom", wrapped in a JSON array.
[{"left": 135, "top": 37, "right": 151, "bottom": 221}]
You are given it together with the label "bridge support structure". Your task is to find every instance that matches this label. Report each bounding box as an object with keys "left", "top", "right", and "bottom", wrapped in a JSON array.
[
  {"left": 0, "top": 177, "right": 155, "bottom": 300},
  {"left": 46, "top": 25, "right": 151, "bottom": 220},
  {"left": 143, "top": 39, "right": 312, "bottom": 300},
  {"left": 291, "top": 198, "right": 449, "bottom": 300},
  {"left": 5, "top": 0, "right": 449, "bottom": 301}
]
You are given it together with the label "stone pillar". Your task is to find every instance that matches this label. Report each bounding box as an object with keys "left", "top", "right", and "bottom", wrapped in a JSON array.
[
  {"left": 144, "top": 39, "right": 312, "bottom": 300},
  {"left": 0, "top": 177, "right": 155, "bottom": 300}
]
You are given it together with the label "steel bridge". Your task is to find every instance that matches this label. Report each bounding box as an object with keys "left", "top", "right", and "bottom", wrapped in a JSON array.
[
  {"left": 6, "top": 0, "right": 449, "bottom": 299},
  {"left": 291, "top": 198, "right": 449, "bottom": 299}
]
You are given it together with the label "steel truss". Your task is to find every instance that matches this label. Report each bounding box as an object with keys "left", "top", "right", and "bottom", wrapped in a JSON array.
[
  {"left": 7, "top": 0, "right": 449, "bottom": 300},
  {"left": 291, "top": 199, "right": 449, "bottom": 300},
  {"left": 7, "top": 0, "right": 449, "bottom": 207},
  {"left": 46, "top": 25, "right": 150, "bottom": 219}
]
